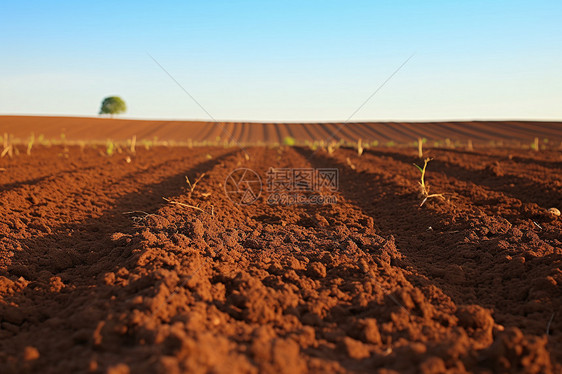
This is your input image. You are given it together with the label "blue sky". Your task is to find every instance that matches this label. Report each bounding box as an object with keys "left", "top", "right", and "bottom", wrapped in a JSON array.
[{"left": 1, "top": 1, "right": 560, "bottom": 121}]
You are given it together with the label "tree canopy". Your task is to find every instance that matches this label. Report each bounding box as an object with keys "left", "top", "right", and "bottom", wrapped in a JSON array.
[{"left": 99, "top": 96, "right": 127, "bottom": 116}]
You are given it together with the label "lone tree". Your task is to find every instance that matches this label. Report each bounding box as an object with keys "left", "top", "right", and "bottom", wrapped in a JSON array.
[{"left": 99, "top": 96, "right": 127, "bottom": 116}]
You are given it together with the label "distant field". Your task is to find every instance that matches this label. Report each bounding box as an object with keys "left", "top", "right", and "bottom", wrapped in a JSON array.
[{"left": 1, "top": 116, "right": 561, "bottom": 145}]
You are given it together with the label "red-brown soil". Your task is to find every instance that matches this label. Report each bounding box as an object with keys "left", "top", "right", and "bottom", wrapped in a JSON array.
[
  {"left": 0, "top": 142, "right": 561, "bottom": 373},
  {"left": 1, "top": 116, "right": 562, "bottom": 145}
]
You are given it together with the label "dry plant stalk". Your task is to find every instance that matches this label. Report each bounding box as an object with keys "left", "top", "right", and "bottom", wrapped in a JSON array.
[
  {"left": 130, "top": 135, "right": 136, "bottom": 154},
  {"left": 533, "top": 137, "right": 539, "bottom": 152},
  {"left": 413, "top": 158, "right": 444, "bottom": 207},
  {"left": 346, "top": 157, "right": 356, "bottom": 170},
  {"left": 357, "top": 138, "right": 364, "bottom": 156},
  {"left": 1, "top": 133, "right": 13, "bottom": 158},
  {"left": 27, "top": 134, "right": 35, "bottom": 156},
  {"left": 547, "top": 313, "right": 555, "bottom": 335},
  {"left": 186, "top": 173, "right": 206, "bottom": 199},
  {"left": 417, "top": 137, "right": 423, "bottom": 158},
  {"left": 0, "top": 146, "right": 11, "bottom": 158},
  {"left": 122, "top": 211, "right": 172, "bottom": 228},
  {"left": 163, "top": 197, "right": 205, "bottom": 212}
]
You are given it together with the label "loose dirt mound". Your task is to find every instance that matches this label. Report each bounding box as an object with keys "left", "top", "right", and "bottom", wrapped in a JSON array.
[
  {"left": 1, "top": 116, "right": 562, "bottom": 145},
  {"left": 0, "top": 145, "right": 561, "bottom": 373}
]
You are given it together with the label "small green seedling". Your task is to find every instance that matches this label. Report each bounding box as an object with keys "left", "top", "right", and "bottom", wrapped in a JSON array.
[
  {"left": 106, "top": 140, "right": 115, "bottom": 156},
  {"left": 283, "top": 136, "right": 296, "bottom": 146},
  {"left": 531, "top": 137, "right": 539, "bottom": 152},
  {"left": 413, "top": 158, "right": 444, "bottom": 207}
]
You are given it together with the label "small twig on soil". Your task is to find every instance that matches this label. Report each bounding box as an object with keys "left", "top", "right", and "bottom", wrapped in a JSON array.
[
  {"left": 532, "top": 221, "right": 542, "bottom": 230},
  {"left": 439, "top": 230, "right": 461, "bottom": 234},
  {"left": 547, "top": 313, "right": 555, "bottom": 335},
  {"left": 186, "top": 173, "right": 206, "bottom": 199},
  {"left": 122, "top": 210, "right": 168, "bottom": 220},
  {"left": 122, "top": 211, "right": 171, "bottom": 228},
  {"left": 123, "top": 211, "right": 152, "bottom": 216},
  {"left": 413, "top": 158, "right": 444, "bottom": 207},
  {"left": 163, "top": 197, "right": 205, "bottom": 212}
]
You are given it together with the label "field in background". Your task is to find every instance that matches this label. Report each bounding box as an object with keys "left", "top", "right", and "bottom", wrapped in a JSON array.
[{"left": 1, "top": 116, "right": 562, "bottom": 148}]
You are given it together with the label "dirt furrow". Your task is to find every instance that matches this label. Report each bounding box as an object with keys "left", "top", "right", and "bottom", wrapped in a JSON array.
[
  {"left": 362, "top": 148, "right": 562, "bottom": 213},
  {"left": 300, "top": 146, "right": 561, "bottom": 368},
  {"left": 0, "top": 147, "right": 233, "bottom": 251},
  {"left": 0, "top": 148, "right": 246, "bottom": 373}
]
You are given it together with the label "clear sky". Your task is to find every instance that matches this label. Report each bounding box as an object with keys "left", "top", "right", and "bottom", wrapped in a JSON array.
[{"left": 1, "top": 1, "right": 560, "bottom": 122}]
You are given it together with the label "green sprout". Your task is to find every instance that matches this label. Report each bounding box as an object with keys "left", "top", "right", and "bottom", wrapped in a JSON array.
[
  {"left": 413, "top": 158, "right": 444, "bottom": 207},
  {"left": 283, "top": 136, "right": 296, "bottom": 146},
  {"left": 106, "top": 140, "right": 115, "bottom": 156}
]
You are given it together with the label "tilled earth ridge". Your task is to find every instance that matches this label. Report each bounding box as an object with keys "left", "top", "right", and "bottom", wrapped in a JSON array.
[{"left": 0, "top": 145, "right": 560, "bottom": 373}]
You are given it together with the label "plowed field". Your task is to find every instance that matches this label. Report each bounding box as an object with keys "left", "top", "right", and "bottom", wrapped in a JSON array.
[
  {"left": 1, "top": 116, "right": 562, "bottom": 145},
  {"left": 1, "top": 142, "right": 561, "bottom": 373}
]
